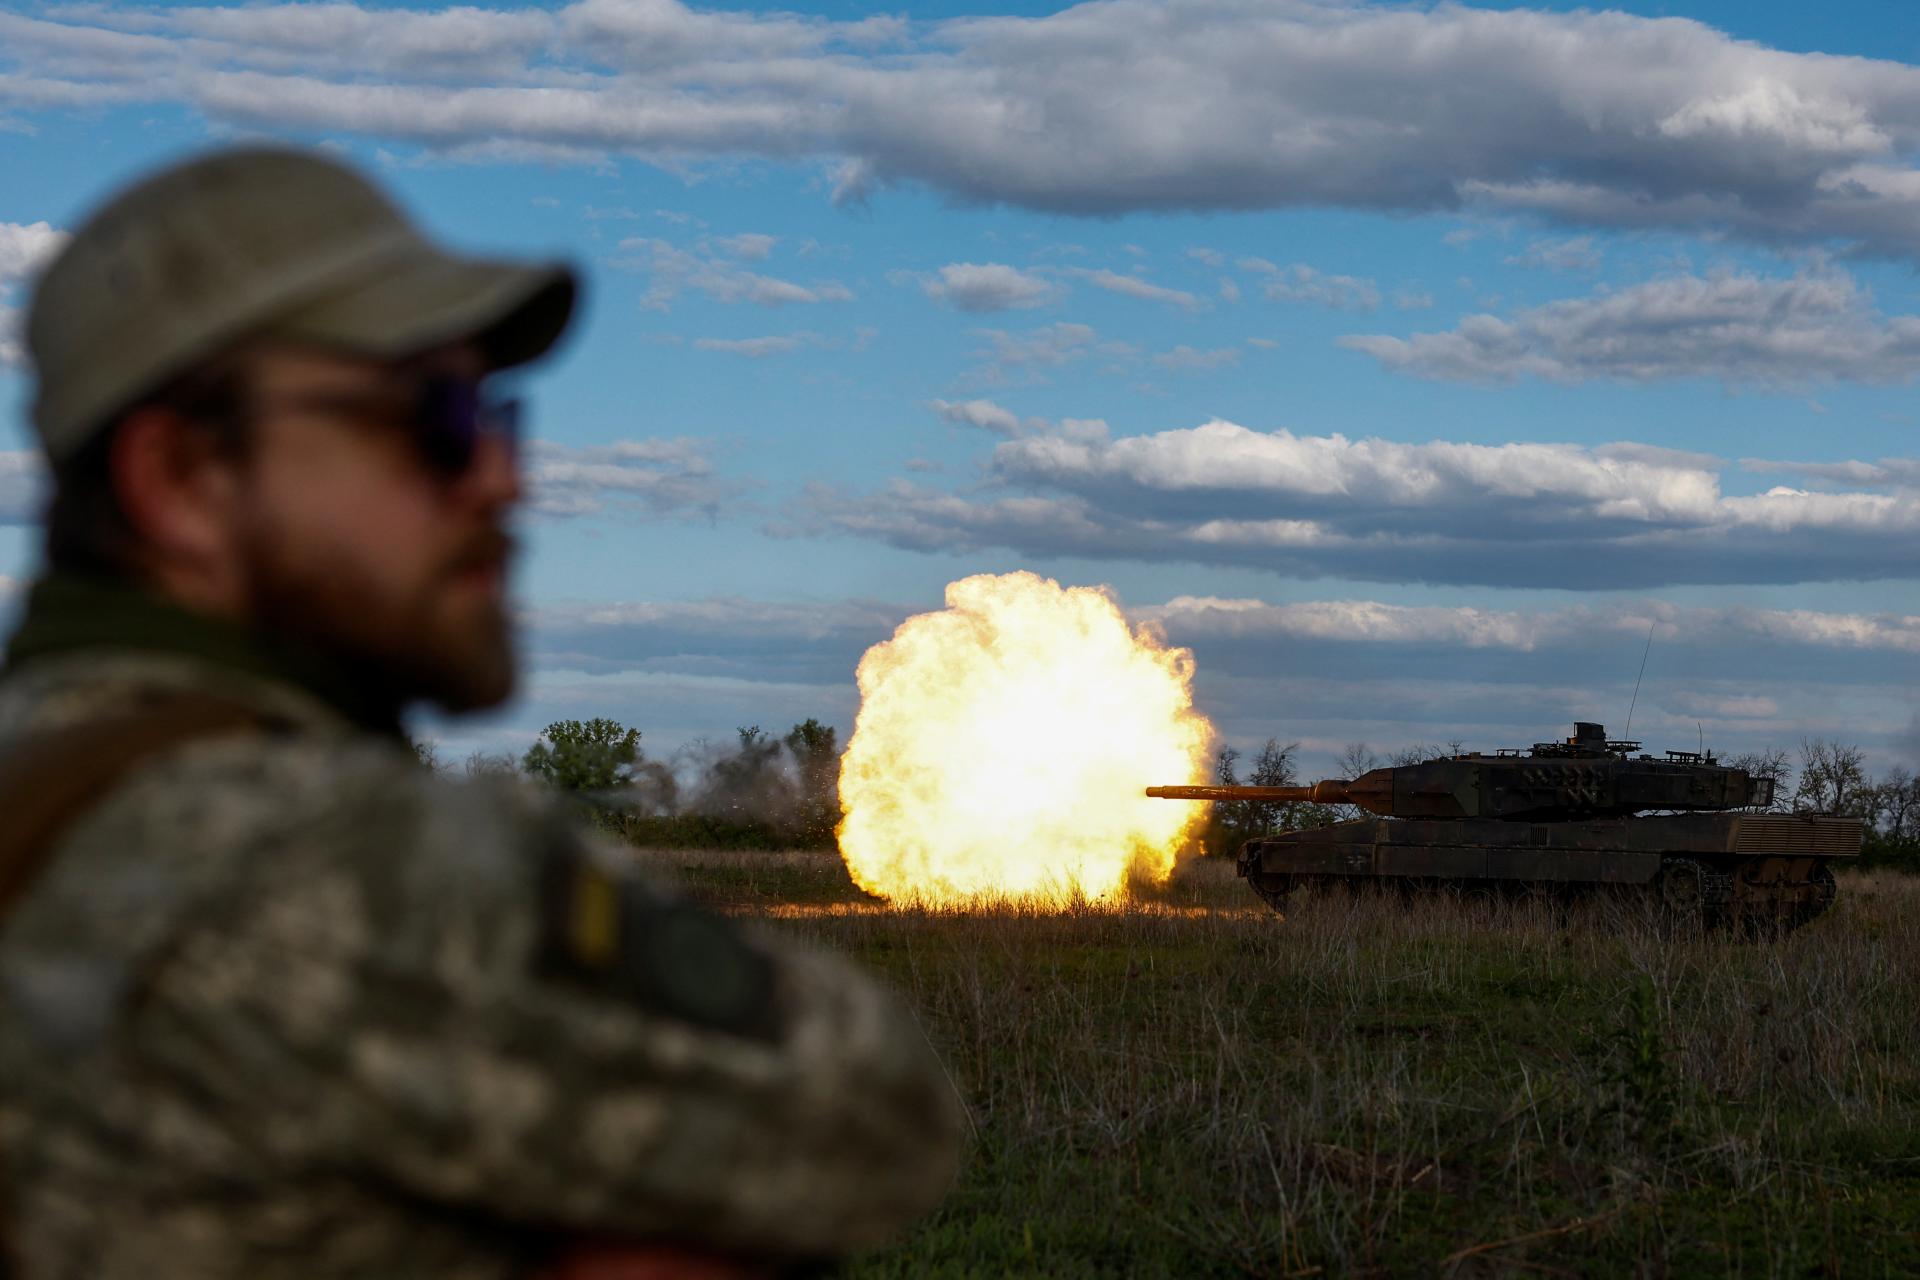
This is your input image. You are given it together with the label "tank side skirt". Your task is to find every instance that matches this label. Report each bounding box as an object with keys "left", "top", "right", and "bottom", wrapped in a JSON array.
[{"left": 1248, "top": 814, "right": 1860, "bottom": 886}]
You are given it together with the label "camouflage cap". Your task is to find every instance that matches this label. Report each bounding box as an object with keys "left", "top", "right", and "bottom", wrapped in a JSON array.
[{"left": 25, "top": 146, "right": 577, "bottom": 463}]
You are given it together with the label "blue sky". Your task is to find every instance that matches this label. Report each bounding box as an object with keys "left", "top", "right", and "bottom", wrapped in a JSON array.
[{"left": 3, "top": 0, "right": 1919, "bottom": 776}]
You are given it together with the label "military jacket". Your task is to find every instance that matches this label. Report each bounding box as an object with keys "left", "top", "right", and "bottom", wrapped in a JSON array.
[{"left": 0, "top": 582, "right": 961, "bottom": 1279}]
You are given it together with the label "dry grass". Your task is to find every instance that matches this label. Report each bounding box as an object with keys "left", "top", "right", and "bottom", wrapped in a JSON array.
[{"left": 642, "top": 848, "right": 1920, "bottom": 1277}]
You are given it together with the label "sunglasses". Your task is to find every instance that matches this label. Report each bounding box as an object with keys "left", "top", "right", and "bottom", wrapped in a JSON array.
[
  {"left": 413, "top": 377, "right": 523, "bottom": 479},
  {"left": 248, "top": 375, "right": 523, "bottom": 480}
]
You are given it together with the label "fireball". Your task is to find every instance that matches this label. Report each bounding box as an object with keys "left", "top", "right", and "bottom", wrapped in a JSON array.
[{"left": 837, "top": 571, "right": 1214, "bottom": 907}]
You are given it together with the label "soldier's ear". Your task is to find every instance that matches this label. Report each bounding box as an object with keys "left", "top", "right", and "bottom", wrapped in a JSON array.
[{"left": 110, "top": 405, "right": 247, "bottom": 583}]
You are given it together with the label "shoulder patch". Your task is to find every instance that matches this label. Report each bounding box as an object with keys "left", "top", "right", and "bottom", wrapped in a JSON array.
[{"left": 538, "top": 835, "right": 780, "bottom": 1043}]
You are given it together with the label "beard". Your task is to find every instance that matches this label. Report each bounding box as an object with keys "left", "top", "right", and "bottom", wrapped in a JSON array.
[{"left": 239, "top": 513, "right": 519, "bottom": 715}]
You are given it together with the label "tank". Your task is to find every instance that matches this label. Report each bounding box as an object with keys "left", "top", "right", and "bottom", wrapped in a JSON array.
[{"left": 1148, "top": 722, "right": 1859, "bottom": 932}]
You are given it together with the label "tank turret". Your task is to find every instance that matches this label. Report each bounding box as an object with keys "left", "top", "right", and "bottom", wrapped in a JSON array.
[{"left": 1148, "top": 722, "right": 1774, "bottom": 820}]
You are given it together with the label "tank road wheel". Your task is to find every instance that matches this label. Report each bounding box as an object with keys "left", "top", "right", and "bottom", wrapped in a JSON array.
[
  {"left": 1734, "top": 858, "right": 1840, "bottom": 938},
  {"left": 1655, "top": 857, "right": 1731, "bottom": 933},
  {"left": 1789, "top": 862, "right": 1838, "bottom": 933},
  {"left": 1246, "top": 871, "right": 1292, "bottom": 914}
]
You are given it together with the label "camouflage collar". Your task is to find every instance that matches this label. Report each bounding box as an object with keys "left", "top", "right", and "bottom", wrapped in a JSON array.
[{"left": 3, "top": 574, "right": 407, "bottom": 739}]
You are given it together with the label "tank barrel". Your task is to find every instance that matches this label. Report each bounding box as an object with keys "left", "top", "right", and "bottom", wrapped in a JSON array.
[{"left": 1146, "top": 781, "right": 1352, "bottom": 804}]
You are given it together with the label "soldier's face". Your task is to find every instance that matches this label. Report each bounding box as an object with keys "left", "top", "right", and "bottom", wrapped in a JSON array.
[{"left": 228, "top": 344, "right": 522, "bottom": 711}]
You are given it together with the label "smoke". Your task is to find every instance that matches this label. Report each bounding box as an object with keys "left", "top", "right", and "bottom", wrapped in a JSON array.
[
  {"left": 660, "top": 728, "right": 806, "bottom": 826},
  {"left": 616, "top": 755, "right": 684, "bottom": 817}
]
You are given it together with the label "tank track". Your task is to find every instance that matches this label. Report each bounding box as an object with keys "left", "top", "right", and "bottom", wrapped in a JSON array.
[
  {"left": 1241, "top": 855, "right": 1837, "bottom": 938},
  {"left": 1246, "top": 870, "right": 1292, "bottom": 911}
]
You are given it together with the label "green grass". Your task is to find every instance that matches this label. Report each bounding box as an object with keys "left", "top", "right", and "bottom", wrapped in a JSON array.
[{"left": 645, "top": 849, "right": 1920, "bottom": 1277}]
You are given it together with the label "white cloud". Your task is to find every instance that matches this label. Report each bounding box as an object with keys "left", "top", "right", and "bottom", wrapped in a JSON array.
[
  {"left": 1067, "top": 268, "right": 1201, "bottom": 310},
  {"left": 615, "top": 237, "right": 852, "bottom": 311},
  {"left": 1505, "top": 236, "right": 1603, "bottom": 272},
  {"left": 0, "top": 451, "right": 45, "bottom": 521},
  {"left": 187, "top": 3, "right": 551, "bottom": 76},
  {"left": 929, "top": 398, "right": 1023, "bottom": 435},
  {"left": 711, "top": 232, "right": 777, "bottom": 261},
  {"left": 528, "top": 594, "right": 905, "bottom": 687},
  {"left": 692, "top": 334, "right": 811, "bottom": 357},
  {"left": 921, "top": 262, "right": 1056, "bottom": 312},
  {"left": 969, "top": 321, "right": 1100, "bottom": 375},
  {"left": 1143, "top": 596, "right": 1920, "bottom": 657},
  {"left": 791, "top": 417, "right": 1920, "bottom": 588},
  {"left": 1152, "top": 344, "right": 1240, "bottom": 372},
  {"left": 537, "top": 589, "right": 1920, "bottom": 672},
  {"left": 9, "top": 3, "right": 1920, "bottom": 254},
  {"left": 1746, "top": 456, "right": 1920, "bottom": 488},
  {"left": 1241, "top": 259, "right": 1381, "bottom": 311},
  {"left": 561, "top": 0, "right": 901, "bottom": 67},
  {"left": 1, "top": 306, "right": 25, "bottom": 368},
  {"left": 0, "top": 220, "right": 67, "bottom": 368},
  {"left": 1344, "top": 267, "right": 1920, "bottom": 386},
  {"left": 524, "top": 437, "right": 744, "bottom": 519},
  {"left": 1667, "top": 692, "right": 1779, "bottom": 720},
  {"left": 0, "top": 220, "right": 66, "bottom": 279},
  {"left": 988, "top": 422, "right": 1729, "bottom": 522}
]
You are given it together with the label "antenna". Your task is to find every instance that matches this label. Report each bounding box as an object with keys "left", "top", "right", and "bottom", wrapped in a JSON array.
[{"left": 1623, "top": 617, "right": 1656, "bottom": 741}]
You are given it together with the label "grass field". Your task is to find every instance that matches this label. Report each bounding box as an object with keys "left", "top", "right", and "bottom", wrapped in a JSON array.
[{"left": 645, "top": 848, "right": 1920, "bottom": 1277}]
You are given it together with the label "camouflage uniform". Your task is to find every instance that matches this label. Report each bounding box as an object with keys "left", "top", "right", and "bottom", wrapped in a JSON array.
[{"left": 0, "top": 576, "right": 962, "bottom": 1278}]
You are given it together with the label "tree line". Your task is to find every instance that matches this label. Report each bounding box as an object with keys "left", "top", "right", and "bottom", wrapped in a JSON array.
[
  {"left": 418, "top": 716, "right": 845, "bottom": 850},
  {"left": 1723, "top": 740, "right": 1920, "bottom": 866}
]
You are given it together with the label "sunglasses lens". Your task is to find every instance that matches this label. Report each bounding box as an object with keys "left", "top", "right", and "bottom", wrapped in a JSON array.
[
  {"left": 417, "top": 378, "right": 478, "bottom": 477},
  {"left": 414, "top": 379, "right": 522, "bottom": 478}
]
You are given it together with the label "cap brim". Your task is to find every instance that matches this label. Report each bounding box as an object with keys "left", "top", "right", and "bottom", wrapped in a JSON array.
[{"left": 270, "top": 246, "right": 578, "bottom": 373}]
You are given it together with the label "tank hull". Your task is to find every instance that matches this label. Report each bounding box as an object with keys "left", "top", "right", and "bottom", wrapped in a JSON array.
[{"left": 1239, "top": 812, "right": 1860, "bottom": 930}]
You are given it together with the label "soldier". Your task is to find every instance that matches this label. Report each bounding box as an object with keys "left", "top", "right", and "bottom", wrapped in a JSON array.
[{"left": 0, "top": 147, "right": 961, "bottom": 1278}]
